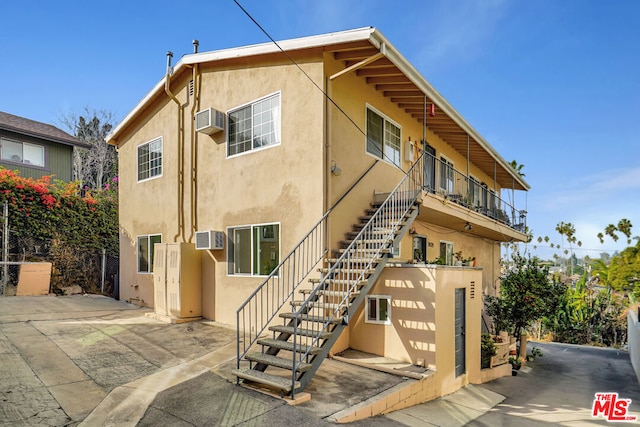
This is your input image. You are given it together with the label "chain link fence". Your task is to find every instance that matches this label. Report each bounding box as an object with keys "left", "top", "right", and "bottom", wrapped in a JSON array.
[{"left": 0, "top": 227, "right": 119, "bottom": 297}]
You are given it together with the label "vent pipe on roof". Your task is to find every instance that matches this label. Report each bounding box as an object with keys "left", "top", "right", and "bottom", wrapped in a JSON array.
[
  {"left": 193, "top": 39, "right": 199, "bottom": 54},
  {"left": 166, "top": 51, "right": 174, "bottom": 76}
]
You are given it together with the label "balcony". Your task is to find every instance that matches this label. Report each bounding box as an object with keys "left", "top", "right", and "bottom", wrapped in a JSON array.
[{"left": 418, "top": 153, "right": 528, "bottom": 242}]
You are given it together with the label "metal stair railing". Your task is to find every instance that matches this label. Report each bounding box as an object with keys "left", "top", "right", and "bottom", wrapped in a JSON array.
[
  {"left": 236, "top": 161, "right": 380, "bottom": 370},
  {"left": 290, "top": 151, "right": 426, "bottom": 397}
]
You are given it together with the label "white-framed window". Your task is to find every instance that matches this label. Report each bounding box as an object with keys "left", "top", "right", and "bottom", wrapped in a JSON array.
[
  {"left": 392, "top": 241, "right": 400, "bottom": 258},
  {"left": 366, "top": 295, "right": 391, "bottom": 324},
  {"left": 227, "top": 92, "right": 281, "bottom": 157},
  {"left": 439, "top": 155, "right": 454, "bottom": 194},
  {"left": 439, "top": 241, "right": 454, "bottom": 266},
  {"left": 137, "top": 137, "right": 163, "bottom": 182},
  {"left": 1, "top": 137, "right": 45, "bottom": 167},
  {"left": 228, "top": 223, "right": 280, "bottom": 276},
  {"left": 137, "top": 234, "right": 161, "bottom": 273},
  {"left": 366, "top": 107, "right": 401, "bottom": 167}
]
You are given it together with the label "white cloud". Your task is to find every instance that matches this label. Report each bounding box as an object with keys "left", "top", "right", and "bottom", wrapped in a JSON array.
[{"left": 535, "top": 166, "right": 640, "bottom": 211}]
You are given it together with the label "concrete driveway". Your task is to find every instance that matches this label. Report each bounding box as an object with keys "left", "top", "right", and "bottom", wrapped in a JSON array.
[
  {"left": 3, "top": 295, "right": 639, "bottom": 426},
  {"left": 0, "top": 295, "right": 237, "bottom": 425},
  {"left": 0, "top": 295, "right": 409, "bottom": 426}
]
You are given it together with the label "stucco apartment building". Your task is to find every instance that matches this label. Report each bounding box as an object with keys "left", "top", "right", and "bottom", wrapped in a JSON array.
[{"left": 107, "top": 27, "right": 529, "bottom": 410}]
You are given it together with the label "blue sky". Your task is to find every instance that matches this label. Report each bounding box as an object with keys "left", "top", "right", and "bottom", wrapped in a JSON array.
[{"left": 1, "top": 1, "right": 639, "bottom": 260}]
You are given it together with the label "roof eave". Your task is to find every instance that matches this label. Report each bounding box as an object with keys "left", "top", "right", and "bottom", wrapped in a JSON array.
[
  {"left": 107, "top": 27, "right": 376, "bottom": 145},
  {"left": 0, "top": 124, "right": 89, "bottom": 149},
  {"left": 368, "top": 29, "right": 530, "bottom": 191}
]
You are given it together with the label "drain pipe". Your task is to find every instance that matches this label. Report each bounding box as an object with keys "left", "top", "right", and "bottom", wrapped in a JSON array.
[
  {"left": 188, "top": 40, "right": 200, "bottom": 242},
  {"left": 165, "top": 51, "right": 186, "bottom": 243}
]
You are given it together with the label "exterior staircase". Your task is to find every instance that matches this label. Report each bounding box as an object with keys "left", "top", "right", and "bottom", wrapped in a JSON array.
[{"left": 234, "top": 153, "right": 425, "bottom": 398}]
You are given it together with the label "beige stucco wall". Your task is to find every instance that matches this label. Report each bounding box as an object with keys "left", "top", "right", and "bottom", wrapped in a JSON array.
[
  {"left": 347, "top": 265, "right": 483, "bottom": 395},
  {"left": 322, "top": 51, "right": 501, "bottom": 287},
  {"left": 115, "top": 46, "right": 506, "bottom": 328},
  {"left": 115, "top": 54, "right": 326, "bottom": 324}
]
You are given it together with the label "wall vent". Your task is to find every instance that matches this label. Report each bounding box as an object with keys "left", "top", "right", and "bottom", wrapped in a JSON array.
[
  {"left": 195, "top": 230, "right": 224, "bottom": 250},
  {"left": 195, "top": 108, "right": 224, "bottom": 135}
]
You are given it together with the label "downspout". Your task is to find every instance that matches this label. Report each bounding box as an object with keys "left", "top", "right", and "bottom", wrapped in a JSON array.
[
  {"left": 324, "top": 76, "right": 332, "bottom": 252},
  {"left": 188, "top": 40, "right": 200, "bottom": 242},
  {"left": 165, "top": 51, "right": 186, "bottom": 243}
]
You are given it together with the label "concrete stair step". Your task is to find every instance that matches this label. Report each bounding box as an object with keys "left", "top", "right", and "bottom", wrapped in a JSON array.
[
  {"left": 318, "top": 267, "right": 375, "bottom": 274},
  {"left": 269, "top": 325, "right": 333, "bottom": 339},
  {"left": 232, "top": 368, "right": 300, "bottom": 392},
  {"left": 326, "top": 257, "right": 383, "bottom": 265},
  {"left": 290, "top": 301, "right": 343, "bottom": 311},
  {"left": 337, "top": 248, "right": 392, "bottom": 255},
  {"left": 309, "top": 277, "right": 368, "bottom": 287},
  {"left": 339, "top": 239, "right": 389, "bottom": 248},
  {"left": 279, "top": 312, "right": 342, "bottom": 324},
  {"left": 257, "top": 338, "right": 323, "bottom": 355},
  {"left": 245, "top": 352, "right": 312, "bottom": 372},
  {"left": 299, "top": 288, "right": 359, "bottom": 298}
]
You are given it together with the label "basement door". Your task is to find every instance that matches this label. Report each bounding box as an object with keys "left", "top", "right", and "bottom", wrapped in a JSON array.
[{"left": 454, "top": 288, "right": 466, "bottom": 376}]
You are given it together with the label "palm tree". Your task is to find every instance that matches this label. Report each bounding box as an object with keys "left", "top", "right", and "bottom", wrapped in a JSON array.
[{"left": 509, "top": 160, "right": 526, "bottom": 177}]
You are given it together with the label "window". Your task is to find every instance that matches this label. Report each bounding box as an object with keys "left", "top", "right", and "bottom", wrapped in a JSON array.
[
  {"left": 137, "top": 137, "right": 163, "bottom": 181},
  {"left": 137, "top": 234, "right": 161, "bottom": 273},
  {"left": 228, "top": 93, "right": 281, "bottom": 156},
  {"left": 413, "top": 236, "right": 427, "bottom": 263},
  {"left": 366, "top": 295, "right": 391, "bottom": 324},
  {"left": 1, "top": 138, "right": 44, "bottom": 167},
  {"left": 390, "top": 240, "right": 400, "bottom": 258},
  {"left": 439, "top": 241, "right": 454, "bottom": 266},
  {"left": 228, "top": 223, "right": 280, "bottom": 276},
  {"left": 366, "top": 108, "right": 401, "bottom": 167},
  {"left": 439, "top": 156, "right": 454, "bottom": 194}
]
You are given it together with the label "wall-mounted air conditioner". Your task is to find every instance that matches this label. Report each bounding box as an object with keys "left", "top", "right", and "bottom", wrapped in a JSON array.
[
  {"left": 195, "top": 230, "right": 224, "bottom": 250},
  {"left": 195, "top": 108, "right": 225, "bottom": 135}
]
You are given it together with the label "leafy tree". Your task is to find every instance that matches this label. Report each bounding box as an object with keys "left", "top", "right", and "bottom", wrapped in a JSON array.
[
  {"left": 608, "top": 241, "right": 640, "bottom": 298},
  {"left": 60, "top": 108, "right": 117, "bottom": 190},
  {"left": 486, "top": 254, "right": 565, "bottom": 341},
  {"left": 0, "top": 168, "right": 118, "bottom": 255}
]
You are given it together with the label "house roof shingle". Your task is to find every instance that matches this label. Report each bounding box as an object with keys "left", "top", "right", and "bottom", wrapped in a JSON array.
[{"left": 0, "top": 111, "right": 89, "bottom": 148}]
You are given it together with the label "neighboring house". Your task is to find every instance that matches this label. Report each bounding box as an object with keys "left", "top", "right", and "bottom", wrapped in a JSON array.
[
  {"left": 107, "top": 27, "right": 530, "bottom": 414},
  {"left": 0, "top": 111, "right": 89, "bottom": 181}
]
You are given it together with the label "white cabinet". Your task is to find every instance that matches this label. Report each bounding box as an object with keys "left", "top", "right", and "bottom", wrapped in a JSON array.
[{"left": 153, "top": 243, "right": 202, "bottom": 320}]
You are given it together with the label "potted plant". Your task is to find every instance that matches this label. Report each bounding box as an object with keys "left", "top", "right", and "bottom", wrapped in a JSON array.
[
  {"left": 509, "top": 355, "right": 526, "bottom": 375},
  {"left": 481, "top": 333, "right": 497, "bottom": 369},
  {"left": 454, "top": 251, "right": 463, "bottom": 266}
]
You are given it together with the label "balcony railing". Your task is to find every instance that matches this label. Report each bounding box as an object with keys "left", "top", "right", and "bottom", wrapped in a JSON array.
[{"left": 423, "top": 152, "right": 527, "bottom": 232}]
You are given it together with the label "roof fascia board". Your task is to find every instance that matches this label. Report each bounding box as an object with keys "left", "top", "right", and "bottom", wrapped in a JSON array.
[
  {"left": 0, "top": 125, "right": 89, "bottom": 148},
  {"left": 369, "top": 29, "right": 530, "bottom": 191},
  {"left": 107, "top": 27, "right": 376, "bottom": 144}
]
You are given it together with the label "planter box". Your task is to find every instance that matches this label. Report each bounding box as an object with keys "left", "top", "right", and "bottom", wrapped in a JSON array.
[{"left": 490, "top": 342, "right": 510, "bottom": 367}]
